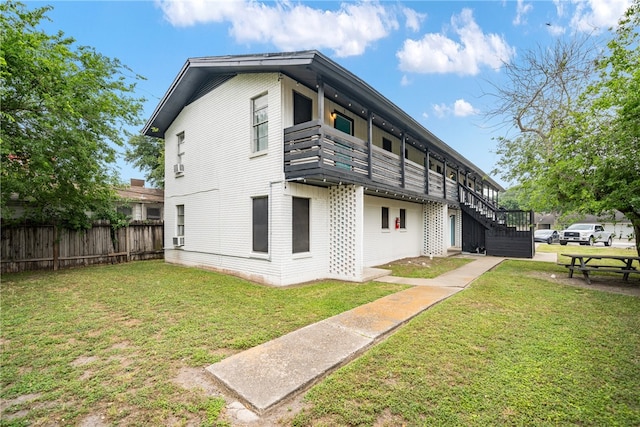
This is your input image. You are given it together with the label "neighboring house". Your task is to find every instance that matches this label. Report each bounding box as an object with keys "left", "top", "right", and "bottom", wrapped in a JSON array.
[
  {"left": 116, "top": 179, "right": 164, "bottom": 222},
  {"left": 143, "top": 51, "right": 524, "bottom": 286}
]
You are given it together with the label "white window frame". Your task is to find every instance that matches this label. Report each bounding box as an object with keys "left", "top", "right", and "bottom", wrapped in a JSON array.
[
  {"left": 177, "top": 132, "right": 185, "bottom": 165},
  {"left": 252, "top": 94, "right": 268, "bottom": 153},
  {"left": 176, "top": 205, "right": 185, "bottom": 237}
]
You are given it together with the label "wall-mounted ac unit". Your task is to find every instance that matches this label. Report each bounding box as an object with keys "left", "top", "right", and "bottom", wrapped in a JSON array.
[
  {"left": 173, "top": 236, "right": 185, "bottom": 247},
  {"left": 173, "top": 164, "right": 185, "bottom": 175}
]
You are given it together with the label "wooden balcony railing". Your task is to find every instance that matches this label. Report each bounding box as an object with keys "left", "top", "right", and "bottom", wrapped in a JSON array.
[{"left": 284, "top": 121, "right": 459, "bottom": 202}]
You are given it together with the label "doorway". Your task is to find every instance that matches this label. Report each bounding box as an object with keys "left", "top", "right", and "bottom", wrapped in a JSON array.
[{"left": 450, "top": 214, "right": 456, "bottom": 246}]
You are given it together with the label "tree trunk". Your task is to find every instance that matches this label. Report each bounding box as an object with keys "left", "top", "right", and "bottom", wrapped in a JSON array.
[
  {"left": 623, "top": 211, "right": 640, "bottom": 257},
  {"left": 633, "top": 219, "right": 640, "bottom": 258}
]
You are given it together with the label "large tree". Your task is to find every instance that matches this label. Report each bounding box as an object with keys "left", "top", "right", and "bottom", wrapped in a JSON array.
[
  {"left": 489, "top": 1, "right": 640, "bottom": 255},
  {"left": 124, "top": 134, "right": 165, "bottom": 189},
  {"left": 0, "top": 1, "right": 144, "bottom": 229}
]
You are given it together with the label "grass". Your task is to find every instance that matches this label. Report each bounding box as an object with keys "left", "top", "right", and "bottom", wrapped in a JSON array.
[
  {"left": 0, "top": 261, "right": 408, "bottom": 426},
  {"left": 376, "top": 255, "right": 473, "bottom": 278},
  {"left": 3, "top": 254, "right": 639, "bottom": 426},
  {"left": 293, "top": 259, "right": 640, "bottom": 426},
  {"left": 537, "top": 243, "right": 640, "bottom": 268}
]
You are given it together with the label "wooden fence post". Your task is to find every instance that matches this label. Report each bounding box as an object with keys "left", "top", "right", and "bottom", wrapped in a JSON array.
[
  {"left": 126, "top": 226, "right": 131, "bottom": 262},
  {"left": 53, "top": 224, "right": 59, "bottom": 271}
]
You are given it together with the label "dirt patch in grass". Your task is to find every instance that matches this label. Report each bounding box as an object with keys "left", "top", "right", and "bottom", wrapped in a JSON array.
[
  {"left": 376, "top": 255, "right": 473, "bottom": 278},
  {"left": 529, "top": 271, "right": 640, "bottom": 297},
  {"left": 71, "top": 355, "right": 99, "bottom": 367},
  {"left": 173, "top": 367, "right": 220, "bottom": 395}
]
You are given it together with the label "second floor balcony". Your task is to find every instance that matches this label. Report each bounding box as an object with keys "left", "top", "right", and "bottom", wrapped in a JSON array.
[{"left": 284, "top": 120, "right": 461, "bottom": 204}]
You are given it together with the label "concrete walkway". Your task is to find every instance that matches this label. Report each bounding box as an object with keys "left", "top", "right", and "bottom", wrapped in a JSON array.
[{"left": 206, "top": 255, "right": 506, "bottom": 416}]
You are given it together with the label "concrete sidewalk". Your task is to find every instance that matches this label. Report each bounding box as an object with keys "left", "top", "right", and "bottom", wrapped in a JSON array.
[{"left": 206, "top": 255, "right": 505, "bottom": 416}]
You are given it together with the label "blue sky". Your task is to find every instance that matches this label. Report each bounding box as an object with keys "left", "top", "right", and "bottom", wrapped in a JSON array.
[{"left": 37, "top": 0, "right": 631, "bottom": 188}]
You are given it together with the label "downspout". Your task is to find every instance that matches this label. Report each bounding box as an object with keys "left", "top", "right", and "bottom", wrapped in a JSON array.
[
  {"left": 367, "top": 111, "right": 373, "bottom": 180},
  {"left": 400, "top": 133, "right": 406, "bottom": 188},
  {"left": 268, "top": 180, "right": 283, "bottom": 262}
]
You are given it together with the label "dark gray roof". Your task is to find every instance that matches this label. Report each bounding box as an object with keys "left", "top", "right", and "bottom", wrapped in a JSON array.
[{"left": 143, "top": 50, "right": 503, "bottom": 190}]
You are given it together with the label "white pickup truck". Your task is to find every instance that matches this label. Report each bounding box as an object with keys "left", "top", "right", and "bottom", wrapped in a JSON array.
[{"left": 559, "top": 223, "right": 614, "bottom": 246}]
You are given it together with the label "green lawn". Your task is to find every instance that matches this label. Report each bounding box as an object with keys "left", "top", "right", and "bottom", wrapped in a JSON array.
[
  {"left": 538, "top": 243, "right": 640, "bottom": 267},
  {"left": 2, "top": 256, "right": 639, "bottom": 426},
  {"left": 376, "top": 255, "right": 473, "bottom": 278},
  {"left": 294, "top": 259, "right": 640, "bottom": 426},
  {"left": 0, "top": 261, "right": 407, "bottom": 426}
]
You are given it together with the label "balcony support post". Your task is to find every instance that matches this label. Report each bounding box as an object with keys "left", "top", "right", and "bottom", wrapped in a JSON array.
[
  {"left": 443, "top": 159, "right": 447, "bottom": 200},
  {"left": 317, "top": 78, "right": 325, "bottom": 126},
  {"left": 400, "top": 132, "right": 406, "bottom": 188},
  {"left": 367, "top": 111, "right": 373, "bottom": 180},
  {"left": 424, "top": 149, "right": 430, "bottom": 195}
]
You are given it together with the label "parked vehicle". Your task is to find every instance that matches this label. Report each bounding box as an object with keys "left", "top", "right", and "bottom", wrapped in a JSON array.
[
  {"left": 559, "top": 223, "right": 614, "bottom": 246},
  {"left": 534, "top": 229, "right": 559, "bottom": 244}
]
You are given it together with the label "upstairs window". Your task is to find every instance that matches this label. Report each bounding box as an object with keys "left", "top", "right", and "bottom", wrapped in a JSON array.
[
  {"left": 176, "top": 205, "right": 185, "bottom": 236},
  {"left": 293, "top": 91, "right": 312, "bottom": 125},
  {"left": 175, "top": 132, "right": 185, "bottom": 175},
  {"left": 382, "top": 137, "right": 392, "bottom": 152},
  {"left": 333, "top": 111, "right": 354, "bottom": 136},
  {"left": 253, "top": 94, "right": 268, "bottom": 152}
]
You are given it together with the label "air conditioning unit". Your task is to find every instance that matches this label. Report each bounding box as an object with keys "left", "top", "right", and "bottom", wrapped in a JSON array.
[
  {"left": 172, "top": 236, "right": 185, "bottom": 247},
  {"left": 173, "top": 163, "right": 185, "bottom": 175}
]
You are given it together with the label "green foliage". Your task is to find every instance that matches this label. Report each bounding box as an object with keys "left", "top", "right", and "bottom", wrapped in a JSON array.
[
  {"left": 124, "top": 134, "right": 165, "bottom": 189},
  {"left": 0, "top": 1, "right": 145, "bottom": 229},
  {"left": 491, "top": 1, "right": 640, "bottom": 255},
  {"left": 498, "top": 185, "right": 529, "bottom": 210}
]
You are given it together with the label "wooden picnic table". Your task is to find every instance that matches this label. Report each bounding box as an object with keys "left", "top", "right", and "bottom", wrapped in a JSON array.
[{"left": 560, "top": 253, "right": 640, "bottom": 284}]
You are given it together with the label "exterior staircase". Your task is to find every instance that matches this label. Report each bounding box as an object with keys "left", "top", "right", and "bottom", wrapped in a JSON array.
[{"left": 458, "top": 184, "right": 535, "bottom": 258}]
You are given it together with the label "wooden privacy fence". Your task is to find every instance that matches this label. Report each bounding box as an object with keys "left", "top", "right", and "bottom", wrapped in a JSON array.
[{"left": 1, "top": 221, "right": 164, "bottom": 273}]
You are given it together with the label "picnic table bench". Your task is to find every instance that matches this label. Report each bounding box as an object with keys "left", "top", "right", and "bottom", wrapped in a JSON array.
[{"left": 559, "top": 254, "right": 640, "bottom": 285}]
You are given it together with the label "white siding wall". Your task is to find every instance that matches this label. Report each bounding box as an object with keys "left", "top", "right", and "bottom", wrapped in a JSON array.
[
  {"left": 164, "top": 73, "right": 287, "bottom": 284},
  {"left": 280, "top": 183, "right": 330, "bottom": 285},
  {"left": 363, "top": 195, "right": 423, "bottom": 267}
]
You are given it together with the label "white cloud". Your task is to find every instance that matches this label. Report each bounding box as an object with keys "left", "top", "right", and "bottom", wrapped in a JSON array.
[
  {"left": 570, "top": 0, "right": 631, "bottom": 32},
  {"left": 546, "top": 23, "right": 566, "bottom": 36},
  {"left": 396, "top": 8, "right": 515, "bottom": 75},
  {"left": 453, "top": 99, "right": 479, "bottom": 117},
  {"left": 553, "top": 0, "right": 565, "bottom": 17},
  {"left": 400, "top": 75, "right": 411, "bottom": 86},
  {"left": 402, "top": 7, "right": 426, "bottom": 32},
  {"left": 431, "top": 99, "right": 478, "bottom": 118},
  {"left": 433, "top": 103, "right": 450, "bottom": 119},
  {"left": 156, "top": 0, "right": 399, "bottom": 57},
  {"left": 513, "top": 0, "right": 533, "bottom": 26}
]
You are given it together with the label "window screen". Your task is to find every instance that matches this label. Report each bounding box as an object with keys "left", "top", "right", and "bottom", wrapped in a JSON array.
[
  {"left": 292, "top": 197, "right": 310, "bottom": 253},
  {"left": 252, "top": 197, "right": 268, "bottom": 253},
  {"left": 382, "top": 207, "right": 389, "bottom": 229},
  {"left": 176, "top": 205, "right": 184, "bottom": 236},
  {"left": 293, "top": 92, "right": 312, "bottom": 125},
  {"left": 253, "top": 94, "right": 268, "bottom": 152},
  {"left": 382, "top": 138, "right": 392, "bottom": 152}
]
